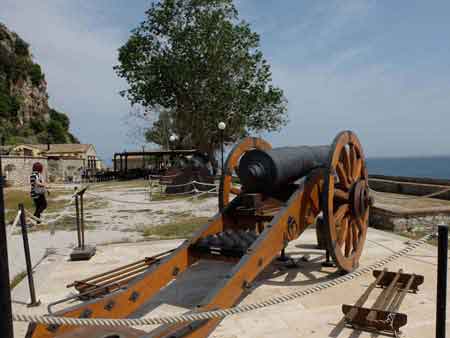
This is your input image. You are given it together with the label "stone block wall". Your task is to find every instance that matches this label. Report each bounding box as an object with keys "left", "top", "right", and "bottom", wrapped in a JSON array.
[
  {"left": 370, "top": 208, "right": 450, "bottom": 233},
  {"left": 48, "top": 158, "right": 84, "bottom": 183},
  {"left": 1, "top": 156, "right": 48, "bottom": 186}
]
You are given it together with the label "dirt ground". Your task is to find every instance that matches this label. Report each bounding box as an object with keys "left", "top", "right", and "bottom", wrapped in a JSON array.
[{"left": 5, "top": 179, "right": 218, "bottom": 282}]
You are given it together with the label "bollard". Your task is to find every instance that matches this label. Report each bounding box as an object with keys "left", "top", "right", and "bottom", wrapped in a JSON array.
[
  {"left": 0, "top": 156, "right": 14, "bottom": 338},
  {"left": 436, "top": 224, "right": 448, "bottom": 338},
  {"left": 19, "top": 204, "right": 40, "bottom": 307}
]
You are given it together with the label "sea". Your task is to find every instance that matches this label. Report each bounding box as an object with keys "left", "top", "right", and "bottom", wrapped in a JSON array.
[{"left": 367, "top": 156, "right": 450, "bottom": 180}]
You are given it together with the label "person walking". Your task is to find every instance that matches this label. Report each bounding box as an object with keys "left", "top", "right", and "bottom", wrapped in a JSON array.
[{"left": 30, "top": 162, "right": 48, "bottom": 223}]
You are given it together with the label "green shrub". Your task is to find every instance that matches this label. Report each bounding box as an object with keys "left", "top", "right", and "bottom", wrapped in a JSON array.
[
  {"left": 0, "top": 45, "right": 13, "bottom": 75},
  {"left": 0, "top": 92, "right": 11, "bottom": 115},
  {"left": 14, "top": 36, "right": 29, "bottom": 56},
  {"left": 10, "top": 56, "right": 30, "bottom": 82},
  {"left": 30, "top": 118, "right": 46, "bottom": 133},
  {"left": 47, "top": 120, "right": 67, "bottom": 143},
  {"left": 29, "top": 63, "right": 44, "bottom": 85},
  {"left": 49, "top": 109, "right": 70, "bottom": 130},
  {"left": 0, "top": 93, "right": 20, "bottom": 117}
]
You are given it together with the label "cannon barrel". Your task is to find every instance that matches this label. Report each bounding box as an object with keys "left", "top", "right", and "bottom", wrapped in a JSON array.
[{"left": 238, "top": 145, "right": 331, "bottom": 193}]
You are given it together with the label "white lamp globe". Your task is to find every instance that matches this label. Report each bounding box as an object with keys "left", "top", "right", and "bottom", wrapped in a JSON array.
[
  {"left": 169, "top": 134, "right": 177, "bottom": 142},
  {"left": 218, "top": 122, "right": 226, "bottom": 130}
]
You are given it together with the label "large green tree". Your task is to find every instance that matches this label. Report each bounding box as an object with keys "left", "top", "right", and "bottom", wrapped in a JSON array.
[{"left": 115, "top": 0, "right": 287, "bottom": 163}]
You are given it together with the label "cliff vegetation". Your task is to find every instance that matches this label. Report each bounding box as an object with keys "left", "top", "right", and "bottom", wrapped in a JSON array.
[{"left": 0, "top": 23, "right": 78, "bottom": 145}]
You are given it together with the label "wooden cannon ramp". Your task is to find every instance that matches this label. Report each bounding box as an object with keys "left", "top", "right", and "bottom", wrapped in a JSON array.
[{"left": 11, "top": 228, "right": 445, "bottom": 338}]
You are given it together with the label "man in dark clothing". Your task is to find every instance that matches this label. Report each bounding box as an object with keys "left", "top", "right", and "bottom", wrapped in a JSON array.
[{"left": 30, "top": 162, "right": 48, "bottom": 222}]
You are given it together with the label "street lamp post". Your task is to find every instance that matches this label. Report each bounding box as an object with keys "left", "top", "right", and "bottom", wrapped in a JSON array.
[
  {"left": 169, "top": 134, "right": 178, "bottom": 167},
  {"left": 169, "top": 134, "right": 178, "bottom": 149},
  {"left": 142, "top": 145, "right": 146, "bottom": 169},
  {"left": 218, "top": 122, "right": 226, "bottom": 175}
]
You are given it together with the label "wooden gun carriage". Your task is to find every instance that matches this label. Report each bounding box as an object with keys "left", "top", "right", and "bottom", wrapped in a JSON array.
[{"left": 28, "top": 130, "right": 371, "bottom": 338}]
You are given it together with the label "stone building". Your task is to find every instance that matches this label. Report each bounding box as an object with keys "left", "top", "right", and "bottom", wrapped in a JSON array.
[
  {"left": 0, "top": 155, "right": 48, "bottom": 186},
  {"left": 0, "top": 143, "right": 104, "bottom": 185}
]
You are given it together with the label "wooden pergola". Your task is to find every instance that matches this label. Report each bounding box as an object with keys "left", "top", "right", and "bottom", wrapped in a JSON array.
[{"left": 113, "top": 149, "right": 198, "bottom": 174}]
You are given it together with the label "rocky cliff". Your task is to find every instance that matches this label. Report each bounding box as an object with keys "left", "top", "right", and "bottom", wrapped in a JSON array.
[{"left": 0, "top": 22, "right": 78, "bottom": 144}]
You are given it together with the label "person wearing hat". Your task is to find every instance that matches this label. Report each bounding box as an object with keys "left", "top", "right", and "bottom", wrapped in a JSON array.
[{"left": 30, "top": 162, "right": 48, "bottom": 223}]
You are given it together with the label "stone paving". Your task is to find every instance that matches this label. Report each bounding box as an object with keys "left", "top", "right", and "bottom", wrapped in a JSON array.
[{"left": 11, "top": 228, "right": 448, "bottom": 338}]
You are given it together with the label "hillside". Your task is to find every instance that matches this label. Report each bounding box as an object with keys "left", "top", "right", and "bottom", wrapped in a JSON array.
[{"left": 0, "top": 23, "right": 78, "bottom": 145}]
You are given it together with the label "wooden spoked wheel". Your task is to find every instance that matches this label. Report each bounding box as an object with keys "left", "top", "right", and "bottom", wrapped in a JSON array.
[
  {"left": 219, "top": 137, "right": 272, "bottom": 210},
  {"left": 323, "top": 131, "right": 370, "bottom": 272}
]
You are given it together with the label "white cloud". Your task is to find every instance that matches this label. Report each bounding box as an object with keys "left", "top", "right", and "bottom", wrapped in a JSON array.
[
  {"left": 1, "top": 0, "right": 449, "bottom": 162},
  {"left": 255, "top": 0, "right": 450, "bottom": 157},
  {"left": 0, "top": 0, "right": 138, "bottom": 162}
]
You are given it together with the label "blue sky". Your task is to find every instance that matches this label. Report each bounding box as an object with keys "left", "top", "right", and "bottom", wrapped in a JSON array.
[{"left": 1, "top": 0, "right": 450, "bottom": 164}]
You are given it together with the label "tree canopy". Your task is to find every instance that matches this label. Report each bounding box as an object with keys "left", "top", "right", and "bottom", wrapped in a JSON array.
[{"left": 115, "top": 0, "right": 287, "bottom": 162}]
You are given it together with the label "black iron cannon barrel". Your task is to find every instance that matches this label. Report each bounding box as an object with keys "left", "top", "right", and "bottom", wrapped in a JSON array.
[{"left": 238, "top": 145, "right": 330, "bottom": 192}]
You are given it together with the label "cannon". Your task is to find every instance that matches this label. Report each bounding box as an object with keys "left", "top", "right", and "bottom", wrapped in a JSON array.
[
  {"left": 155, "top": 152, "right": 215, "bottom": 194},
  {"left": 28, "top": 130, "right": 371, "bottom": 338}
]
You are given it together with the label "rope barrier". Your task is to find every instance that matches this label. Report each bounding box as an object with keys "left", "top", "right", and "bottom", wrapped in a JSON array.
[
  {"left": 11, "top": 210, "right": 21, "bottom": 228},
  {"left": 85, "top": 181, "right": 218, "bottom": 205},
  {"left": 11, "top": 232, "right": 433, "bottom": 327},
  {"left": 152, "top": 180, "right": 218, "bottom": 189},
  {"left": 191, "top": 181, "right": 218, "bottom": 187},
  {"left": 189, "top": 186, "right": 218, "bottom": 200},
  {"left": 84, "top": 190, "right": 181, "bottom": 205}
]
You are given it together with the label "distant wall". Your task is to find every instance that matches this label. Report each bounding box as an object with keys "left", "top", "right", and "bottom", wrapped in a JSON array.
[
  {"left": 47, "top": 158, "right": 84, "bottom": 183},
  {"left": 1, "top": 156, "right": 48, "bottom": 186}
]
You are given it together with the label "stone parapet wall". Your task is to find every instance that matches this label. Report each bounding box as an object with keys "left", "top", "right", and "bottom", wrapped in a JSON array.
[
  {"left": 1, "top": 156, "right": 48, "bottom": 186},
  {"left": 369, "top": 176, "right": 450, "bottom": 201},
  {"left": 370, "top": 207, "right": 450, "bottom": 232}
]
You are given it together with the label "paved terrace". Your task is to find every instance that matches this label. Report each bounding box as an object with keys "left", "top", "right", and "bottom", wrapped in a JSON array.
[{"left": 11, "top": 228, "right": 447, "bottom": 338}]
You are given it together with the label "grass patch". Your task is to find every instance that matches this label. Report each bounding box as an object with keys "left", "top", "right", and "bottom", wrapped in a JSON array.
[
  {"left": 83, "top": 199, "right": 109, "bottom": 210},
  {"left": 29, "top": 215, "right": 98, "bottom": 232},
  {"left": 4, "top": 189, "right": 72, "bottom": 223},
  {"left": 4, "top": 190, "right": 34, "bottom": 222},
  {"left": 10, "top": 270, "right": 27, "bottom": 289},
  {"left": 142, "top": 216, "right": 211, "bottom": 239}
]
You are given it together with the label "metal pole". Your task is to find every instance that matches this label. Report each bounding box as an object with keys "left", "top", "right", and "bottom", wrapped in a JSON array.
[
  {"left": 436, "top": 224, "right": 448, "bottom": 338},
  {"left": 19, "top": 204, "right": 40, "bottom": 307},
  {"left": 0, "top": 154, "right": 14, "bottom": 338},
  {"left": 75, "top": 194, "right": 81, "bottom": 248},
  {"left": 80, "top": 192, "right": 85, "bottom": 249},
  {"left": 220, "top": 130, "right": 224, "bottom": 175}
]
